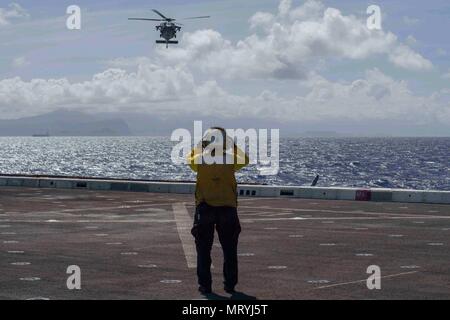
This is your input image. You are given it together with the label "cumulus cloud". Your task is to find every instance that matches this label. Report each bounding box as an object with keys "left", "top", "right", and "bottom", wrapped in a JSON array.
[
  {"left": 0, "top": 3, "right": 28, "bottom": 26},
  {"left": 389, "top": 45, "right": 432, "bottom": 71},
  {"left": 190, "top": 69, "right": 449, "bottom": 125},
  {"left": 0, "top": 63, "right": 197, "bottom": 117},
  {"left": 249, "top": 12, "right": 274, "bottom": 31},
  {"left": 297, "top": 69, "right": 446, "bottom": 123},
  {"left": 158, "top": 0, "right": 432, "bottom": 78},
  {"left": 0, "top": 59, "right": 448, "bottom": 126}
]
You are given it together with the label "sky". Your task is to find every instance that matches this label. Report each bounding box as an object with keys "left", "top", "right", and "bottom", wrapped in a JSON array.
[{"left": 0, "top": 0, "right": 449, "bottom": 136}]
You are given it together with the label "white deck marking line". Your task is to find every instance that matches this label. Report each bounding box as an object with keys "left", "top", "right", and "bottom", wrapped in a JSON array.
[
  {"left": 315, "top": 271, "right": 418, "bottom": 289},
  {"left": 5, "top": 219, "right": 175, "bottom": 224},
  {"left": 243, "top": 212, "right": 296, "bottom": 217},
  {"left": 173, "top": 203, "right": 197, "bottom": 269},
  {"left": 238, "top": 206, "right": 448, "bottom": 218},
  {"left": 5, "top": 202, "right": 176, "bottom": 217},
  {"left": 240, "top": 216, "right": 450, "bottom": 222}
]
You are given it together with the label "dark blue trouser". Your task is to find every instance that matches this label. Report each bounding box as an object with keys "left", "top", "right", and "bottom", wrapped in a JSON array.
[{"left": 191, "top": 202, "right": 241, "bottom": 289}]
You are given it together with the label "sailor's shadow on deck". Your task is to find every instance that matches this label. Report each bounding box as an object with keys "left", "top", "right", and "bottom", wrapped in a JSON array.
[
  {"left": 230, "top": 291, "right": 258, "bottom": 300},
  {"left": 202, "top": 291, "right": 257, "bottom": 300}
]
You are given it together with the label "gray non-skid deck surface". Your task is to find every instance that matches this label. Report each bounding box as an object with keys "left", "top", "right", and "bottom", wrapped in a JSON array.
[{"left": 0, "top": 187, "right": 449, "bottom": 300}]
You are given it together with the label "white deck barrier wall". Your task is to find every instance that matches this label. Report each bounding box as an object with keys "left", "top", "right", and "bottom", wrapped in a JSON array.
[{"left": 0, "top": 175, "right": 449, "bottom": 204}]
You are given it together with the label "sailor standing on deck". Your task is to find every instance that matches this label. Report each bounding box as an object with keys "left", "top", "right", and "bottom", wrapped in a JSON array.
[{"left": 188, "top": 127, "right": 249, "bottom": 295}]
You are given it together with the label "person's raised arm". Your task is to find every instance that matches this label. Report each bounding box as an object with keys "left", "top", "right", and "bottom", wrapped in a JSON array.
[
  {"left": 187, "top": 143, "right": 203, "bottom": 172},
  {"left": 233, "top": 144, "right": 249, "bottom": 171}
]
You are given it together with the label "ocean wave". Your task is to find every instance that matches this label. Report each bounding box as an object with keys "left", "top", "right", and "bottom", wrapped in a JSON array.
[{"left": 0, "top": 136, "right": 448, "bottom": 190}]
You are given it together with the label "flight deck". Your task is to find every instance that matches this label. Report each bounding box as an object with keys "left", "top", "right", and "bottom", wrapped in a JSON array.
[{"left": 1, "top": 185, "right": 449, "bottom": 300}]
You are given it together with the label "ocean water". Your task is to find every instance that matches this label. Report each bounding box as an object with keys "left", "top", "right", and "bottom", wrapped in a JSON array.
[{"left": 0, "top": 137, "right": 448, "bottom": 191}]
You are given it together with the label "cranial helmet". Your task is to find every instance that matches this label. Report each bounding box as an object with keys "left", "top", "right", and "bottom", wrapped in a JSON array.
[{"left": 202, "top": 127, "right": 233, "bottom": 151}]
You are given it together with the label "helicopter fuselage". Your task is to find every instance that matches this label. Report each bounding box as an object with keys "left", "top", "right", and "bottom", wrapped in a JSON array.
[{"left": 156, "top": 22, "right": 181, "bottom": 41}]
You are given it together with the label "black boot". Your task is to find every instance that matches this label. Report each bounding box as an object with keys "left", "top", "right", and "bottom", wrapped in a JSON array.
[
  {"left": 199, "top": 285, "right": 212, "bottom": 295},
  {"left": 224, "top": 285, "right": 235, "bottom": 294}
]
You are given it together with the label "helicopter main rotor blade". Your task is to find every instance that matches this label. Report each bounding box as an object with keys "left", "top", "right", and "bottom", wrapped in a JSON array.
[
  {"left": 152, "top": 9, "right": 170, "bottom": 20},
  {"left": 128, "top": 18, "right": 164, "bottom": 21},
  {"left": 182, "top": 16, "right": 211, "bottom": 20}
]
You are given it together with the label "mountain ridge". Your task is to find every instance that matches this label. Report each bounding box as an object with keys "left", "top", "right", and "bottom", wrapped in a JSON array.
[{"left": 0, "top": 109, "right": 131, "bottom": 136}]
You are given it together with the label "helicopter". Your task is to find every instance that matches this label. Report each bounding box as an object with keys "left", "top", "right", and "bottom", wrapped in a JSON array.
[{"left": 129, "top": 9, "right": 210, "bottom": 48}]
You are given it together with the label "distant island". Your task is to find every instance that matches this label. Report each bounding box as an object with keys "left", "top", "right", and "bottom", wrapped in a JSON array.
[{"left": 0, "top": 110, "right": 131, "bottom": 136}]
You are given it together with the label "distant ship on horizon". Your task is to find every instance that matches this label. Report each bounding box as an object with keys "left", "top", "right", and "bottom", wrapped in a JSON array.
[{"left": 32, "top": 130, "right": 50, "bottom": 137}]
